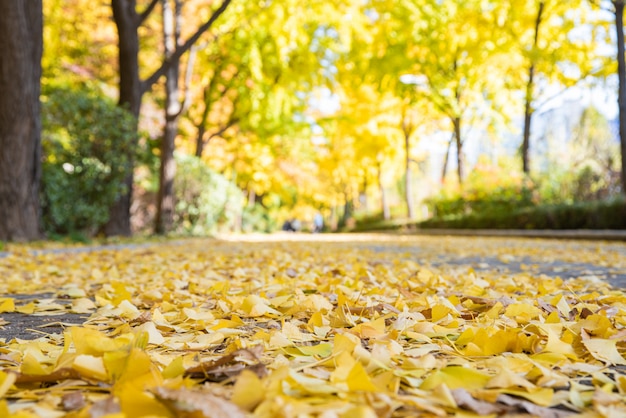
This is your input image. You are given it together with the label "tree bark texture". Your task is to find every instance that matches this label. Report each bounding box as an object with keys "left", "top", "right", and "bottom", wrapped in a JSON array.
[
  {"left": 106, "top": 0, "right": 142, "bottom": 236},
  {"left": 521, "top": 1, "right": 545, "bottom": 175},
  {"left": 155, "top": 0, "right": 182, "bottom": 234},
  {"left": 615, "top": 1, "right": 626, "bottom": 196},
  {"left": 0, "top": 1, "right": 43, "bottom": 241}
]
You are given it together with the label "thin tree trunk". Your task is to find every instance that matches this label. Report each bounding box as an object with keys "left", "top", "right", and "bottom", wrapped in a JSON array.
[
  {"left": 377, "top": 162, "right": 390, "bottom": 220},
  {"left": 0, "top": 1, "right": 43, "bottom": 241},
  {"left": 440, "top": 134, "right": 454, "bottom": 183},
  {"left": 453, "top": 116, "right": 463, "bottom": 185},
  {"left": 340, "top": 188, "right": 354, "bottom": 227},
  {"left": 248, "top": 188, "right": 256, "bottom": 209},
  {"left": 155, "top": 0, "right": 182, "bottom": 234},
  {"left": 195, "top": 89, "right": 211, "bottom": 157},
  {"left": 359, "top": 175, "right": 368, "bottom": 211},
  {"left": 615, "top": 1, "right": 626, "bottom": 195},
  {"left": 521, "top": 1, "right": 545, "bottom": 175},
  {"left": 403, "top": 118, "right": 415, "bottom": 219}
]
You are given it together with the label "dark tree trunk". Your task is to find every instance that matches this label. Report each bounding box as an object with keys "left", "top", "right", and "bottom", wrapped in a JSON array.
[
  {"left": 440, "top": 134, "right": 454, "bottom": 183},
  {"left": 615, "top": 1, "right": 626, "bottom": 195},
  {"left": 0, "top": 1, "right": 43, "bottom": 241},
  {"left": 453, "top": 116, "right": 463, "bottom": 184},
  {"left": 106, "top": 0, "right": 143, "bottom": 236},
  {"left": 195, "top": 111, "right": 208, "bottom": 157},
  {"left": 195, "top": 76, "right": 215, "bottom": 157},
  {"left": 521, "top": 1, "right": 545, "bottom": 175},
  {"left": 155, "top": 0, "right": 182, "bottom": 234}
]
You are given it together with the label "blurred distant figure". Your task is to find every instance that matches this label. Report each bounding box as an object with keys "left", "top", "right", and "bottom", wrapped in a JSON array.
[
  {"left": 313, "top": 213, "right": 324, "bottom": 233},
  {"left": 282, "top": 218, "right": 301, "bottom": 232},
  {"left": 282, "top": 219, "right": 295, "bottom": 232}
]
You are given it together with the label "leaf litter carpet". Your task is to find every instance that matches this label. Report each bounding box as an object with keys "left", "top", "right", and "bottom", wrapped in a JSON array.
[{"left": 0, "top": 234, "right": 625, "bottom": 417}]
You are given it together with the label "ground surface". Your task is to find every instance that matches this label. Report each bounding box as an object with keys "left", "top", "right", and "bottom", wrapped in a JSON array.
[{"left": 0, "top": 234, "right": 625, "bottom": 417}]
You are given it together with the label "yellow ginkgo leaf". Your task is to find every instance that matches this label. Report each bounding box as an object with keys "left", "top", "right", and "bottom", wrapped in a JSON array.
[
  {"left": 72, "top": 354, "right": 109, "bottom": 381},
  {"left": 582, "top": 338, "right": 626, "bottom": 365},
  {"left": 231, "top": 369, "right": 264, "bottom": 411},
  {"left": 420, "top": 366, "right": 491, "bottom": 390},
  {"left": 0, "top": 371, "right": 16, "bottom": 398},
  {"left": 0, "top": 298, "right": 15, "bottom": 313}
]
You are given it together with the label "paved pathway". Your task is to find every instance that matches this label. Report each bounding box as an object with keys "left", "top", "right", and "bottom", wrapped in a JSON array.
[{"left": 1, "top": 233, "right": 625, "bottom": 340}]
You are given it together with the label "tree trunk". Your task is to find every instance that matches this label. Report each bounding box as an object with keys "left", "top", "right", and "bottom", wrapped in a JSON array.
[
  {"left": 403, "top": 119, "right": 415, "bottom": 219},
  {"left": 377, "top": 162, "right": 390, "bottom": 220},
  {"left": 615, "top": 1, "right": 626, "bottom": 196},
  {"left": 521, "top": 1, "right": 544, "bottom": 175},
  {"left": 247, "top": 188, "right": 256, "bottom": 209},
  {"left": 155, "top": 0, "right": 182, "bottom": 234},
  {"left": 359, "top": 175, "right": 368, "bottom": 211},
  {"left": 440, "top": 134, "right": 454, "bottom": 183},
  {"left": 0, "top": 1, "right": 43, "bottom": 241},
  {"left": 453, "top": 116, "right": 463, "bottom": 184},
  {"left": 195, "top": 107, "right": 208, "bottom": 157},
  {"left": 106, "top": 0, "right": 143, "bottom": 236}
]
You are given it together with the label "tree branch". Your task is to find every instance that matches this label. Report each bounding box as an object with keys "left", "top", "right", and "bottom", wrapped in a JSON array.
[
  {"left": 208, "top": 116, "right": 239, "bottom": 141},
  {"left": 137, "top": 0, "right": 159, "bottom": 26},
  {"left": 141, "top": 0, "right": 233, "bottom": 93},
  {"left": 176, "top": 45, "right": 198, "bottom": 118}
]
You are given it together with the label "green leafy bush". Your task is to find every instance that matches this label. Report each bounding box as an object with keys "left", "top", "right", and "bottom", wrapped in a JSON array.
[
  {"left": 418, "top": 198, "right": 626, "bottom": 230},
  {"left": 242, "top": 203, "right": 275, "bottom": 233},
  {"left": 173, "top": 153, "right": 244, "bottom": 234},
  {"left": 41, "top": 82, "right": 137, "bottom": 236},
  {"left": 426, "top": 159, "right": 535, "bottom": 218}
]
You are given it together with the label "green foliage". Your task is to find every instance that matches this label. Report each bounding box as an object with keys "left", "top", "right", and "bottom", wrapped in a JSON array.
[
  {"left": 40, "top": 82, "right": 137, "bottom": 236},
  {"left": 173, "top": 153, "right": 244, "bottom": 234},
  {"left": 426, "top": 159, "right": 535, "bottom": 218},
  {"left": 418, "top": 198, "right": 626, "bottom": 230},
  {"left": 242, "top": 203, "right": 276, "bottom": 233}
]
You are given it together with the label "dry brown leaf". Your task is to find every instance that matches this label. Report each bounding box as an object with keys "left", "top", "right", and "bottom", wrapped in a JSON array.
[
  {"left": 497, "top": 394, "right": 573, "bottom": 418},
  {"left": 452, "top": 388, "right": 507, "bottom": 415},
  {"left": 89, "top": 396, "right": 121, "bottom": 418},
  {"left": 184, "top": 346, "right": 266, "bottom": 380},
  {"left": 62, "top": 391, "right": 86, "bottom": 411},
  {"left": 153, "top": 386, "right": 246, "bottom": 418}
]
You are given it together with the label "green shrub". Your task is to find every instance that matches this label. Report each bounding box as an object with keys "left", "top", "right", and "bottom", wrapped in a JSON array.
[
  {"left": 40, "top": 82, "right": 137, "bottom": 236},
  {"left": 426, "top": 159, "right": 535, "bottom": 218},
  {"left": 173, "top": 153, "right": 244, "bottom": 234},
  {"left": 418, "top": 198, "right": 626, "bottom": 230},
  {"left": 242, "top": 203, "right": 275, "bottom": 233}
]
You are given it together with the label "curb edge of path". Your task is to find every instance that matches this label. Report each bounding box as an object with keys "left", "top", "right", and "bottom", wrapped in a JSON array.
[{"left": 408, "top": 229, "right": 626, "bottom": 241}]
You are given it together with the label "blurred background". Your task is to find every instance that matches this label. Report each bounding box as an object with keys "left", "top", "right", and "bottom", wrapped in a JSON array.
[{"left": 36, "top": 0, "right": 626, "bottom": 238}]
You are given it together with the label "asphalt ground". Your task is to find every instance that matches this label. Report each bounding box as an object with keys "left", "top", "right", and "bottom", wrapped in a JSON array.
[{"left": 1, "top": 232, "right": 625, "bottom": 341}]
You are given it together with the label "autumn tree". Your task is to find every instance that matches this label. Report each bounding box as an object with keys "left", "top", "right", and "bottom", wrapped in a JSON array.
[
  {"left": 510, "top": 0, "right": 606, "bottom": 175},
  {"left": 187, "top": 0, "right": 367, "bottom": 217},
  {"left": 365, "top": 0, "right": 502, "bottom": 187},
  {"left": 0, "top": 1, "right": 43, "bottom": 241},
  {"left": 106, "top": 0, "right": 232, "bottom": 236}
]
